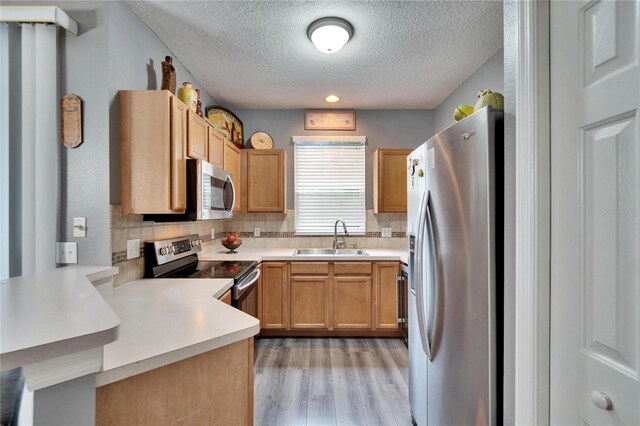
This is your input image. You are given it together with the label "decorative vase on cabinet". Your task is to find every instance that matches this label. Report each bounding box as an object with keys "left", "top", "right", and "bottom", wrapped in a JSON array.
[
  {"left": 178, "top": 82, "right": 197, "bottom": 113},
  {"left": 161, "top": 56, "right": 176, "bottom": 94}
]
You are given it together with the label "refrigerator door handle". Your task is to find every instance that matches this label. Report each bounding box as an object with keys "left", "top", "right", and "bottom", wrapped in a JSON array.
[
  {"left": 424, "top": 191, "right": 439, "bottom": 361},
  {"left": 415, "top": 190, "right": 432, "bottom": 360}
]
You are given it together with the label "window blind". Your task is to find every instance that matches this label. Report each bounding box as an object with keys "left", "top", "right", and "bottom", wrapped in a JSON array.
[{"left": 294, "top": 140, "right": 366, "bottom": 235}]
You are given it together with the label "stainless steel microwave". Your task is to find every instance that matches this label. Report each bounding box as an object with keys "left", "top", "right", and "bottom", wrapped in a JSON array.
[
  {"left": 144, "top": 159, "right": 235, "bottom": 222},
  {"left": 188, "top": 159, "right": 235, "bottom": 220}
]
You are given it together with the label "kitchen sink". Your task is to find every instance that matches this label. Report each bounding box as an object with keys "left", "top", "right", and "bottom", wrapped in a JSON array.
[{"left": 293, "top": 248, "right": 369, "bottom": 256}]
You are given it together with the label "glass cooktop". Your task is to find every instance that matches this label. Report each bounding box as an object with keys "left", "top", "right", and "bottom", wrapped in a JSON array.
[{"left": 165, "top": 260, "right": 257, "bottom": 280}]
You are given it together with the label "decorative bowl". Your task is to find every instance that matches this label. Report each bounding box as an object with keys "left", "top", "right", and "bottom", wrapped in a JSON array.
[{"left": 221, "top": 239, "right": 242, "bottom": 254}]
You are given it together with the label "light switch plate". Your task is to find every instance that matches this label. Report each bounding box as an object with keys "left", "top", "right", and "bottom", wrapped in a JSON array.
[
  {"left": 254, "top": 227, "right": 261, "bottom": 237},
  {"left": 127, "top": 239, "right": 140, "bottom": 260},
  {"left": 56, "top": 242, "right": 78, "bottom": 264},
  {"left": 73, "top": 217, "right": 86, "bottom": 237},
  {"left": 381, "top": 227, "right": 392, "bottom": 238},
  {"left": 210, "top": 227, "right": 215, "bottom": 239}
]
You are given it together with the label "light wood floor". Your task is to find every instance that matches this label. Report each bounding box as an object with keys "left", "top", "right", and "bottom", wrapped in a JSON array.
[{"left": 254, "top": 338, "right": 412, "bottom": 426}]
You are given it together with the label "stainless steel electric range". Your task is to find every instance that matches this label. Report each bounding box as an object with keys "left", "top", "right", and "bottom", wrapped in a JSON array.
[{"left": 144, "top": 234, "right": 260, "bottom": 318}]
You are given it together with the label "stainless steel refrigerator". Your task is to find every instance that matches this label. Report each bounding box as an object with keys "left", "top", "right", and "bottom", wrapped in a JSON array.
[{"left": 407, "top": 107, "right": 503, "bottom": 426}]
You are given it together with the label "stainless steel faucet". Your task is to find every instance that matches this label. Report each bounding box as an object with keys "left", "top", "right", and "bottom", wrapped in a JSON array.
[{"left": 333, "top": 219, "right": 348, "bottom": 250}]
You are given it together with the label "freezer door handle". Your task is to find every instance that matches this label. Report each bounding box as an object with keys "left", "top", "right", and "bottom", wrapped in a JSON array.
[
  {"left": 424, "top": 191, "right": 439, "bottom": 361},
  {"left": 415, "top": 190, "right": 432, "bottom": 360}
]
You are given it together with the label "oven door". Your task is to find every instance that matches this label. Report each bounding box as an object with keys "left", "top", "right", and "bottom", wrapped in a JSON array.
[
  {"left": 199, "top": 160, "right": 235, "bottom": 220},
  {"left": 232, "top": 268, "right": 260, "bottom": 319}
]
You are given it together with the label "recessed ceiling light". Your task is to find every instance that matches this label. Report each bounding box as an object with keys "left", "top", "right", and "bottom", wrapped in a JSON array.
[
  {"left": 325, "top": 95, "right": 340, "bottom": 103},
  {"left": 307, "top": 17, "right": 354, "bottom": 54}
]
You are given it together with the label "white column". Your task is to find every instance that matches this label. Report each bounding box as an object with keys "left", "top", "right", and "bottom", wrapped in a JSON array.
[{"left": 21, "top": 23, "right": 58, "bottom": 274}]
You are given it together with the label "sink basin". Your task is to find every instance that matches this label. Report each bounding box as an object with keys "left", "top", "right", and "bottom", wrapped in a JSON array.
[
  {"left": 334, "top": 248, "right": 368, "bottom": 256},
  {"left": 293, "top": 248, "right": 368, "bottom": 256}
]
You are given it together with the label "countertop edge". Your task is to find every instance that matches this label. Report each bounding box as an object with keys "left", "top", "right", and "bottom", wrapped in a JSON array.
[
  {"left": 96, "top": 322, "right": 260, "bottom": 387},
  {"left": 0, "top": 266, "right": 121, "bottom": 371}
]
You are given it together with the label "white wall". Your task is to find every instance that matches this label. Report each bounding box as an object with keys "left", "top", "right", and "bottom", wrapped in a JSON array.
[{"left": 433, "top": 49, "right": 504, "bottom": 134}]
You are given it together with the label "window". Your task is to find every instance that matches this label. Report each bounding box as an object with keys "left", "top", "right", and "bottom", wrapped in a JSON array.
[{"left": 294, "top": 136, "right": 366, "bottom": 235}]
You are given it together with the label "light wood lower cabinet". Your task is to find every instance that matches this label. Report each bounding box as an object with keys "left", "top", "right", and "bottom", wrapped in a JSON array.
[
  {"left": 374, "top": 262, "right": 400, "bottom": 330},
  {"left": 261, "top": 262, "right": 288, "bottom": 329},
  {"left": 260, "top": 261, "right": 399, "bottom": 336},
  {"left": 96, "top": 338, "right": 253, "bottom": 426},
  {"left": 290, "top": 276, "right": 330, "bottom": 329},
  {"left": 333, "top": 276, "right": 372, "bottom": 329}
]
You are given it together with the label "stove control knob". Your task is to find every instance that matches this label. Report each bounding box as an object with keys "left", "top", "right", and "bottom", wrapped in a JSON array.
[
  {"left": 159, "top": 247, "right": 168, "bottom": 255},
  {"left": 196, "top": 239, "right": 201, "bottom": 247}
]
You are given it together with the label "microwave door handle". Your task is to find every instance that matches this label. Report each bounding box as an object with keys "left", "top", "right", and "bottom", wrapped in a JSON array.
[{"left": 224, "top": 176, "right": 236, "bottom": 213}]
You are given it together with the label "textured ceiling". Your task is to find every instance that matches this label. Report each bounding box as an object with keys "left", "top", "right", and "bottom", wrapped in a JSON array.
[{"left": 128, "top": 1, "right": 503, "bottom": 109}]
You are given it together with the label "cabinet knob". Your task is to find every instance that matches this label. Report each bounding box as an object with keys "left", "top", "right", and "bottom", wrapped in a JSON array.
[{"left": 590, "top": 390, "right": 612, "bottom": 411}]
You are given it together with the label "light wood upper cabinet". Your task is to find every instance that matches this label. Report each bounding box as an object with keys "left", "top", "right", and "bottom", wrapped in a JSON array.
[
  {"left": 241, "top": 149, "right": 286, "bottom": 213},
  {"left": 207, "top": 127, "right": 224, "bottom": 168},
  {"left": 374, "top": 262, "right": 400, "bottom": 330},
  {"left": 186, "top": 110, "right": 208, "bottom": 160},
  {"left": 120, "top": 90, "right": 187, "bottom": 214},
  {"left": 261, "top": 262, "right": 288, "bottom": 330},
  {"left": 289, "top": 276, "right": 330, "bottom": 329},
  {"left": 223, "top": 141, "right": 242, "bottom": 213},
  {"left": 373, "top": 149, "right": 412, "bottom": 213},
  {"left": 333, "top": 276, "right": 372, "bottom": 329}
]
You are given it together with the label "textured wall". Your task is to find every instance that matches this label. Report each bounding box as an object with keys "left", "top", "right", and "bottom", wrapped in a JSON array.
[
  {"left": 433, "top": 49, "right": 504, "bottom": 134},
  {"left": 233, "top": 109, "right": 434, "bottom": 210}
]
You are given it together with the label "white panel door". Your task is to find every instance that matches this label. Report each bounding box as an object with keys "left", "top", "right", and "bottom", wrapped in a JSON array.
[{"left": 550, "top": 1, "right": 639, "bottom": 425}]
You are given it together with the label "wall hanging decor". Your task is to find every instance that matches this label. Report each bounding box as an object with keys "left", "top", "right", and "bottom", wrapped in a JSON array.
[
  {"left": 249, "top": 131, "right": 274, "bottom": 149},
  {"left": 206, "top": 106, "right": 244, "bottom": 148},
  {"left": 60, "top": 94, "right": 82, "bottom": 148},
  {"left": 304, "top": 110, "right": 356, "bottom": 131}
]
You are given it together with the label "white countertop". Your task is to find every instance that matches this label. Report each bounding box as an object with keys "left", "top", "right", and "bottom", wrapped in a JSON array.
[
  {"left": 0, "top": 266, "right": 121, "bottom": 371},
  {"left": 96, "top": 277, "right": 260, "bottom": 386},
  {"left": 200, "top": 247, "right": 408, "bottom": 264}
]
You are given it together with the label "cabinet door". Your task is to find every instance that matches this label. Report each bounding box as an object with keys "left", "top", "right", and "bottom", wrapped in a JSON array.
[
  {"left": 290, "top": 276, "right": 330, "bottom": 329},
  {"left": 333, "top": 276, "right": 372, "bottom": 329},
  {"left": 186, "top": 110, "right": 208, "bottom": 160},
  {"left": 223, "top": 141, "right": 241, "bottom": 213},
  {"left": 261, "top": 262, "right": 288, "bottom": 329},
  {"left": 374, "top": 149, "right": 412, "bottom": 213},
  {"left": 374, "top": 262, "right": 400, "bottom": 330},
  {"left": 244, "top": 150, "right": 285, "bottom": 213},
  {"left": 120, "top": 90, "right": 174, "bottom": 214},
  {"left": 207, "top": 126, "right": 224, "bottom": 168},
  {"left": 170, "top": 97, "right": 188, "bottom": 211}
]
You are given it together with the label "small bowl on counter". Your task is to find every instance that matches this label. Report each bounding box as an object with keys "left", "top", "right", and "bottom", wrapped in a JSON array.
[{"left": 221, "top": 237, "right": 242, "bottom": 254}]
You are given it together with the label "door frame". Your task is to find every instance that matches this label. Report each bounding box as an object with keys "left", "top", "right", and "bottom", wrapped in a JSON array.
[{"left": 513, "top": 0, "right": 551, "bottom": 425}]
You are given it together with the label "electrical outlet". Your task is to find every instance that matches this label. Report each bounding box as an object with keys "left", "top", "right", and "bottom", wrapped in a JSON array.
[
  {"left": 381, "top": 227, "right": 392, "bottom": 238},
  {"left": 210, "top": 227, "right": 215, "bottom": 239},
  {"left": 254, "top": 227, "right": 261, "bottom": 237},
  {"left": 73, "top": 217, "right": 86, "bottom": 237},
  {"left": 127, "top": 239, "right": 140, "bottom": 260},
  {"left": 56, "top": 242, "right": 78, "bottom": 264}
]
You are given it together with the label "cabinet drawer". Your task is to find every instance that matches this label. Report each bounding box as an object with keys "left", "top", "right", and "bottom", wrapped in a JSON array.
[
  {"left": 333, "top": 262, "right": 372, "bottom": 275},
  {"left": 290, "top": 262, "right": 329, "bottom": 275}
]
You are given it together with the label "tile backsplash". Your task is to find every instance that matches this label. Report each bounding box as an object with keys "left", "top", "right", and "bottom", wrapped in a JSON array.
[{"left": 110, "top": 205, "right": 406, "bottom": 287}]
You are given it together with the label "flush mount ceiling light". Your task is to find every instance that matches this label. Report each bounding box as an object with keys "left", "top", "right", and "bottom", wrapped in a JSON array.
[
  {"left": 307, "top": 17, "right": 354, "bottom": 54},
  {"left": 325, "top": 95, "right": 340, "bottom": 103}
]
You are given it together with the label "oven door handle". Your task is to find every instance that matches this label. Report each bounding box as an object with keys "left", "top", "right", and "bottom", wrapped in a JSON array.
[{"left": 236, "top": 268, "right": 261, "bottom": 292}]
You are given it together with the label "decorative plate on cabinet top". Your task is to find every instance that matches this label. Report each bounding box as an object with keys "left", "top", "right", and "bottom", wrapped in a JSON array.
[{"left": 249, "top": 131, "right": 274, "bottom": 150}]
